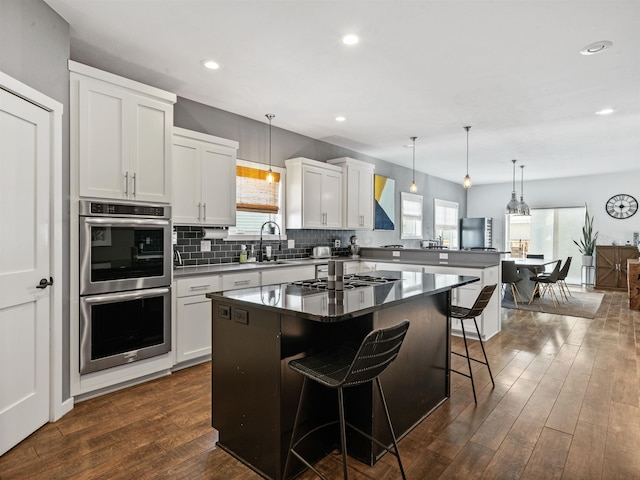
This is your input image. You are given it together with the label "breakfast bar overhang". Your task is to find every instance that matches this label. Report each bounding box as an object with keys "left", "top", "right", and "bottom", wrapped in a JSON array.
[{"left": 207, "top": 271, "right": 480, "bottom": 480}]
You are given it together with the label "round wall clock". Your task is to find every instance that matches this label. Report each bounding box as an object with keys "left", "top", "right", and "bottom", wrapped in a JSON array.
[{"left": 605, "top": 194, "right": 638, "bottom": 219}]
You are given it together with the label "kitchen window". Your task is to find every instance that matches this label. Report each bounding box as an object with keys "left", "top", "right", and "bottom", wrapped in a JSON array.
[
  {"left": 228, "top": 160, "right": 286, "bottom": 239},
  {"left": 400, "top": 192, "right": 423, "bottom": 239},
  {"left": 434, "top": 199, "right": 459, "bottom": 248}
]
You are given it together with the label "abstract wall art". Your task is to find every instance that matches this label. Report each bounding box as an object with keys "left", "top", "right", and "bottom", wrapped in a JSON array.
[{"left": 374, "top": 174, "right": 395, "bottom": 230}]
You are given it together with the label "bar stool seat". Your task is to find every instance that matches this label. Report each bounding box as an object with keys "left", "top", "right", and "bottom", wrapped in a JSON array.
[
  {"left": 283, "top": 319, "right": 410, "bottom": 480},
  {"left": 450, "top": 284, "right": 497, "bottom": 404}
]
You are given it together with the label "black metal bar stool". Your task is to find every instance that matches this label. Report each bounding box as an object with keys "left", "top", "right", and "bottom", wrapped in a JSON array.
[
  {"left": 283, "top": 319, "right": 410, "bottom": 480},
  {"left": 450, "top": 284, "right": 497, "bottom": 404}
]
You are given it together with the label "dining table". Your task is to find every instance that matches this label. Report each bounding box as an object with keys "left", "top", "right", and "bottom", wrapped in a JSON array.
[{"left": 502, "top": 255, "right": 562, "bottom": 303}]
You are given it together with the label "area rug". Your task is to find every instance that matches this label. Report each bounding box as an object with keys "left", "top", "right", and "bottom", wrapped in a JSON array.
[{"left": 501, "top": 290, "right": 604, "bottom": 319}]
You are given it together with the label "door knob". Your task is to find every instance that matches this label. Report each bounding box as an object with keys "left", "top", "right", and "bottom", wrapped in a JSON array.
[{"left": 36, "top": 277, "right": 53, "bottom": 289}]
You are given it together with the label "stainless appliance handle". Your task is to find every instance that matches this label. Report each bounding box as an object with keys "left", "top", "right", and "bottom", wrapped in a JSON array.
[
  {"left": 83, "top": 217, "right": 170, "bottom": 227},
  {"left": 83, "top": 287, "right": 171, "bottom": 304}
]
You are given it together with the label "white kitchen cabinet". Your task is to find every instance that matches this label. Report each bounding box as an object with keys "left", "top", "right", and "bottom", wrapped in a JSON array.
[
  {"left": 285, "top": 157, "right": 343, "bottom": 229},
  {"left": 172, "top": 128, "right": 239, "bottom": 226},
  {"left": 343, "top": 261, "right": 360, "bottom": 275},
  {"left": 174, "top": 275, "right": 221, "bottom": 365},
  {"left": 221, "top": 271, "right": 261, "bottom": 291},
  {"left": 261, "top": 265, "right": 316, "bottom": 286},
  {"left": 327, "top": 157, "right": 374, "bottom": 230},
  {"left": 70, "top": 61, "right": 176, "bottom": 203}
]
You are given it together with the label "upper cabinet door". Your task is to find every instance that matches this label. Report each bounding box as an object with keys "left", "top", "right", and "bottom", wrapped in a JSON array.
[
  {"left": 77, "top": 78, "right": 129, "bottom": 200},
  {"left": 172, "top": 127, "right": 239, "bottom": 226},
  {"left": 322, "top": 169, "right": 343, "bottom": 228},
  {"left": 301, "top": 165, "right": 325, "bottom": 228},
  {"left": 71, "top": 61, "right": 176, "bottom": 203},
  {"left": 172, "top": 138, "right": 201, "bottom": 224},
  {"left": 200, "top": 144, "right": 237, "bottom": 226},
  {"left": 129, "top": 95, "right": 172, "bottom": 203}
]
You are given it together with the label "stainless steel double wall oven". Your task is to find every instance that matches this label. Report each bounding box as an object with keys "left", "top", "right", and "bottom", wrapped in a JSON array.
[{"left": 79, "top": 201, "right": 172, "bottom": 374}]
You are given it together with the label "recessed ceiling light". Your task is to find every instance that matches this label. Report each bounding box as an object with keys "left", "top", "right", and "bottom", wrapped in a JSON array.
[
  {"left": 342, "top": 34, "right": 359, "bottom": 46},
  {"left": 335, "top": 116, "right": 346, "bottom": 122},
  {"left": 596, "top": 108, "right": 614, "bottom": 115},
  {"left": 580, "top": 40, "right": 613, "bottom": 55},
  {"left": 202, "top": 59, "right": 220, "bottom": 70}
]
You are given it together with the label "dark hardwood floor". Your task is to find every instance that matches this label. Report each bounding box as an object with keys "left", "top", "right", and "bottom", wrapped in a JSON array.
[{"left": 1, "top": 288, "right": 638, "bottom": 479}]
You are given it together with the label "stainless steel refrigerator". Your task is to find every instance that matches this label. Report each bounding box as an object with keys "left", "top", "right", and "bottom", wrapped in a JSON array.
[{"left": 460, "top": 217, "right": 493, "bottom": 249}]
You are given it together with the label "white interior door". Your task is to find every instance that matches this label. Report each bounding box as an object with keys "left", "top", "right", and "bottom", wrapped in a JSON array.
[{"left": 0, "top": 87, "right": 51, "bottom": 456}]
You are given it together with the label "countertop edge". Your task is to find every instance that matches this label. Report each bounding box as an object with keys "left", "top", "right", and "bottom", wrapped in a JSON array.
[{"left": 207, "top": 273, "right": 481, "bottom": 323}]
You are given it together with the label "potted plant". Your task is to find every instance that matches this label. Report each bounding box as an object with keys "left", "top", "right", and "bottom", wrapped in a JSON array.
[{"left": 573, "top": 204, "right": 598, "bottom": 266}]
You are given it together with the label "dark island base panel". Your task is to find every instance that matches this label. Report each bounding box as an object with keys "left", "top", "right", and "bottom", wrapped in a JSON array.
[{"left": 212, "top": 292, "right": 451, "bottom": 480}]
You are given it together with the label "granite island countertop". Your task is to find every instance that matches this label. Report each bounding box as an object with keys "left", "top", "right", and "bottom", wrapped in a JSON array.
[{"left": 207, "top": 270, "right": 479, "bottom": 322}]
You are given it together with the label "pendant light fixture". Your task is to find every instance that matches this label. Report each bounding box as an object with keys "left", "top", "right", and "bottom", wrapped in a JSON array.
[
  {"left": 265, "top": 113, "right": 275, "bottom": 183},
  {"left": 409, "top": 136, "right": 418, "bottom": 193},
  {"left": 463, "top": 126, "right": 472, "bottom": 189},
  {"left": 518, "top": 165, "right": 530, "bottom": 216},
  {"left": 506, "top": 159, "right": 520, "bottom": 214}
]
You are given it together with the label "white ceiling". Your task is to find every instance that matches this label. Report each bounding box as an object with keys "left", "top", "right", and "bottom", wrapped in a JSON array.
[{"left": 44, "top": 0, "right": 640, "bottom": 185}]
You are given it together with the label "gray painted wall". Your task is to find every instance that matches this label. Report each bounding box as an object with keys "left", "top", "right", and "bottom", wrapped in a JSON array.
[
  {"left": 175, "top": 97, "right": 468, "bottom": 248},
  {"left": 467, "top": 169, "right": 640, "bottom": 251},
  {"left": 0, "top": 0, "right": 71, "bottom": 401}
]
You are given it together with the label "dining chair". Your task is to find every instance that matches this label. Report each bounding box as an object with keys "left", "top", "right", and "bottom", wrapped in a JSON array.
[
  {"left": 540, "top": 256, "right": 572, "bottom": 301},
  {"left": 528, "top": 260, "right": 562, "bottom": 307},
  {"left": 501, "top": 260, "right": 523, "bottom": 307}
]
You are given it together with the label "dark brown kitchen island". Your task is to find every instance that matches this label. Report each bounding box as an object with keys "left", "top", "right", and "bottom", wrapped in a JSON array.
[{"left": 207, "top": 271, "right": 479, "bottom": 480}]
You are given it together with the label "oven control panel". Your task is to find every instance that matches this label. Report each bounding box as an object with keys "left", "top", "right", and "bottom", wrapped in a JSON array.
[{"left": 81, "top": 200, "right": 170, "bottom": 218}]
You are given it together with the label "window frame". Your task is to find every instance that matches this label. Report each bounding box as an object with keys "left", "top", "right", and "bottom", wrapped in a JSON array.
[
  {"left": 433, "top": 198, "right": 459, "bottom": 248},
  {"left": 400, "top": 192, "right": 424, "bottom": 240},
  {"left": 226, "top": 159, "right": 287, "bottom": 241}
]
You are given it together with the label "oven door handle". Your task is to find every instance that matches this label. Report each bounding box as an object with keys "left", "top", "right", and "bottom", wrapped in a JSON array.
[
  {"left": 83, "top": 287, "right": 170, "bottom": 304},
  {"left": 83, "top": 217, "right": 170, "bottom": 227}
]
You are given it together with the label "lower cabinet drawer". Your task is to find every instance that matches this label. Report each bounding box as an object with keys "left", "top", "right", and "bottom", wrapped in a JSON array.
[
  {"left": 176, "top": 275, "right": 221, "bottom": 297},
  {"left": 221, "top": 271, "right": 260, "bottom": 291}
]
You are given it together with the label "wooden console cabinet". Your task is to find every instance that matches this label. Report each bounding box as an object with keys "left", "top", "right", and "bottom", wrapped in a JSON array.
[{"left": 595, "top": 246, "right": 639, "bottom": 290}]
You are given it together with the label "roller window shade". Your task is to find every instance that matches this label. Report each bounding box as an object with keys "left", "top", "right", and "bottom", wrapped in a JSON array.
[{"left": 236, "top": 166, "right": 280, "bottom": 214}]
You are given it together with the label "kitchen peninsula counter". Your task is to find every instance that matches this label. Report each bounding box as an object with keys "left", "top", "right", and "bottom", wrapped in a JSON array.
[{"left": 207, "top": 271, "right": 479, "bottom": 480}]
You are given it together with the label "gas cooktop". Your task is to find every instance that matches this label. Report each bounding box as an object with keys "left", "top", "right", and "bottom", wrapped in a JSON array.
[{"left": 289, "top": 274, "right": 398, "bottom": 290}]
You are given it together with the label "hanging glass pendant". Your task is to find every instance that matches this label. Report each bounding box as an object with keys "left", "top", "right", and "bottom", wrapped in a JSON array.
[
  {"left": 518, "top": 165, "right": 530, "bottom": 216},
  {"left": 506, "top": 159, "right": 520, "bottom": 214},
  {"left": 265, "top": 114, "right": 275, "bottom": 183},
  {"left": 463, "top": 126, "right": 472, "bottom": 189}
]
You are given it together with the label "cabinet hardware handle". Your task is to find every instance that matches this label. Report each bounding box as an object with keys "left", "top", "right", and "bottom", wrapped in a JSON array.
[
  {"left": 190, "top": 284, "right": 211, "bottom": 290},
  {"left": 36, "top": 277, "right": 53, "bottom": 289},
  {"left": 203, "top": 203, "right": 207, "bottom": 221},
  {"left": 132, "top": 173, "right": 136, "bottom": 197},
  {"left": 124, "top": 171, "right": 129, "bottom": 197},
  {"left": 198, "top": 202, "right": 201, "bottom": 221},
  {"left": 234, "top": 280, "right": 251, "bottom": 285}
]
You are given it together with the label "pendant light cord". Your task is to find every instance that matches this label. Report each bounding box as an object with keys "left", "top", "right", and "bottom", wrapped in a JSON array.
[
  {"left": 465, "top": 126, "right": 470, "bottom": 175},
  {"left": 265, "top": 114, "right": 275, "bottom": 183},
  {"left": 409, "top": 136, "right": 417, "bottom": 192}
]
